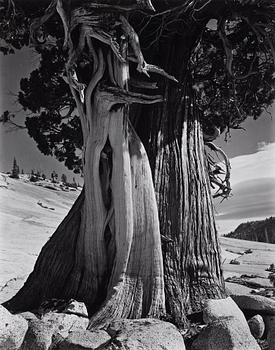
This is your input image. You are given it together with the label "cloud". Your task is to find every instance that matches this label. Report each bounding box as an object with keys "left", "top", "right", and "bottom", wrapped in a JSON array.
[
  {"left": 216, "top": 177, "right": 275, "bottom": 220},
  {"left": 215, "top": 142, "right": 275, "bottom": 234},
  {"left": 229, "top": 142, "right": 275, "bottom": 186}
]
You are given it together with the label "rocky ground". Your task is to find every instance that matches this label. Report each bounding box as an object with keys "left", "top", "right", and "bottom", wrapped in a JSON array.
[{"left": 0, "top": 173, "right": 274, "bottom": 349}]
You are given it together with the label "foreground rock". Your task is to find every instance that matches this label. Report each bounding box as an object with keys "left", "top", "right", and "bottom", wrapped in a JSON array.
[
  {"left": 264, "top": 315, "right": 275, "bottom": 350},
  {"left": 203, "top": 296, "right": 249, "bottom": 331},
  {"left": 247, "top": 314, "right": 265, "bottom": 339},
  {"left": 21, "top": 319, "right": 56, "bottom": 350},
  {"left": 21, "top": 312, "right": 89, "bottom": 349},
  {"left": 107, "top": 318, "right": 185, "bottom": 350},
  {"left": 58, "top": 330, "right": 111, "bottom": 350},
  {"left": 191, "top": 316, "right": 260, "bottom": 350},
  {"left": 0, "top": 305, "right": 28, "bottom": 350},
  {"left": 19, "top": 312, "right": 38, "bottom": 321},
  {"left": 231, "top": 294, "right": 275, "bottom": 315},
  {"left": 62, "top": 300, "right": 88, "bottom": 318},
  {"left": 42, "top": 312, "right": 89, "bottom": 338}
]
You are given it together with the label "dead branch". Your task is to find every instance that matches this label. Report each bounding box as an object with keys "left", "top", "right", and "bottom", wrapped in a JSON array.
[
  {"left": 85, "top": 47, "right": 106, "bottom": 116},
  {"left": 100, "top": 85, "right": 163, "bottom": 106},
  {"left": 120, "top": 15, "right": 178, "bottom": 82},
  {"left": 56, "top": 0, "right": 70, "bottom": 48},
  {"left": 129, "top": 79, "right": 158, "bottom": 90},
  {"left": 206, "top": 141, "right": 231, "bottom": 199},
  {"left": 29, "top": 0, "right": 57, "bottom": 45},
  {"left": 218, "top": 19, "right": 233, "bottom": 77}
]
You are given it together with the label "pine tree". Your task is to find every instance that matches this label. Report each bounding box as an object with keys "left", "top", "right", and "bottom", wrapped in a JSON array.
[
  {"left": 10, "top": 157, "right": 19, "bottom": 179},
  {"left": 61, "top": 173, "right": 67, "bottom": 184},
  {"left": 51, "top": 171, "right": 58, "bottom": 183}
]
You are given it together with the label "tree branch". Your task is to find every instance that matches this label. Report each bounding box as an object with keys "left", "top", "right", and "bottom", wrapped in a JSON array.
[
  {"left": 120, "top": 15, "right": 178, "bottom": 82},
  {"left": 56, "top": 0, "right": 70, "bottom": 48},
  {"left": 100, "top": 85, "right": 163, "bottom": 106},
  {"left": 206, "top": 141, "right": 231, "bottom": 199},
  {"left": 85, "top": 47, "right": 106, "bottom": 116}
]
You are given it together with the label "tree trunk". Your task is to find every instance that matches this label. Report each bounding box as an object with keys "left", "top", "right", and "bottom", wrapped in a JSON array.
[
  {"left": 3, "top": 4, "right": 226, "bottom": 329},
  {"left": 134, "top": 34, "right": 226, "bottom": 326},
  {"left": 3, "top": 49, "right": 165, "bottom": 328}
]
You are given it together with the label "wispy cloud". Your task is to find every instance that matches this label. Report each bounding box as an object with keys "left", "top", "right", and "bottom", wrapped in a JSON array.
[
  {"left": 229, "top": 142, "right": 275, "bottom": 186},
  {"left": 215, "top": 142, "right": 275, "bottom": 234}
]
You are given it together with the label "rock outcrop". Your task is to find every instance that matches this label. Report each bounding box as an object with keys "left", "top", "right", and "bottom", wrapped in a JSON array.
[
  {"left": 58, "top": 330, "right": 111, "bottom": 349},
  {"left": 107, "top": 318, "right": 186, "bottom": 350},
  {"left": 231, "top": 294, "right": 275, "bottom": 315},
  {"left": 191, "top": 316, "right": 260, "bottom": 350},
  {"left": 0, "top": 305, "right": 28, "bottom": 350},
  {"left": 224, "top": 216, "right": 275, "bottom": 243},
  {"left": 264, "top": 315, "right": 275, "bottom": 350},
  {"left": 247, "top": 314, "right": 265, "bottom": 339},
  {"left": 203, "top": 296, "right": 249, "bottom": 330},
  {"left": 192, "top": 297, "right": 261, "bottom": 350}
]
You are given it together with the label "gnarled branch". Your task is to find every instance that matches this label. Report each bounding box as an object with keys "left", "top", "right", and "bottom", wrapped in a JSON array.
[
  {"left": 100, "top": 85, "right": 163, "bottom": 107},
  {"left": 206, "top": 141, "right": 231, "bottom": 199}
]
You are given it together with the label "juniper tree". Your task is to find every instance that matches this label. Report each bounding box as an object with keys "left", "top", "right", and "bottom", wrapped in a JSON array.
[{"left": 1, "top": 0, "right": 274, "bottom": 329}]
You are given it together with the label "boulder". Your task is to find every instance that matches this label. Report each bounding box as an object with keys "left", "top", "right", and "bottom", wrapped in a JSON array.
[
  {"left": 264, "top": 315, "right": 275, "bottom": 350},
  {"left": 21, "top": 312, "right": 89, "bottom": 349},
  {"left": 19, "top": 311, "right": 38, "bottom": 321},
  {"left": 231, "top": 294, "right": 275, "bottom": 315},
  {"left": 203, "top": 297, "right": 249, "bottom": 330},
  {"left": 58, "top": 330, "right": 111, "bottom": 350},
  {"left": 247, "top": 314, "right": 265, "bottom": 339},
  {"left": 42, "top": 312, "right": 89, "bottom": 338},
  {"left": 191, "top": 316, "right": 260, "bottom": 350},
  {"left": 0, "top": 305, "right": 28, "bottom": 350},
  {"left": 21, "top": 319, "right": 56, "bottom": 350},
  {"left": 225, "top": 282, "right": 252, "bottom": 296},
  {"left": 62, "top": 300, "right": 88, "bottom": 318},
  {"left": 107, "top": 318, "right": 185, "bottom": 350}
]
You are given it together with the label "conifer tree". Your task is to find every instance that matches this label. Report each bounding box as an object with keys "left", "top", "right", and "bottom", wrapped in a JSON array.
[
  {"left": 1, "top": 0, "right": 274, "bottom": 329},
  {"left": 10, "top": 157, "right": 19, "bottom": 179}
]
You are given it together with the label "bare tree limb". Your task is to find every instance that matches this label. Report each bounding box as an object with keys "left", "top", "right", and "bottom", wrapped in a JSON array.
[
  {"left": 100, "top": 85, "right": 163, "bottom": 106},
  {"left": 206, "top": 141, "right": 231, "bottom": 199}
]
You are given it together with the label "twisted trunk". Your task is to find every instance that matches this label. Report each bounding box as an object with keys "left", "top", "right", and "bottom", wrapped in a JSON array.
[
  {"left": 3, "top": 50, "right": 165, "bottom": 328},
  {"left": 4, "top": 1, "right": 226, "bottom": 329}
]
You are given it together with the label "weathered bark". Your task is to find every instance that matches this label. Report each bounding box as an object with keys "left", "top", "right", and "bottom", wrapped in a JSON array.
[
  {"left": 4, "top": 48, "right": 165, "bottom": 328},
  {"left": 153, "top": 96, "right": 225, "bottom": 324},
  {"left": 3, "top": 1, "right": 227, "bottom": 329},
  {"left": 134, "top": 33, "right": 226, "bottom": 326}
]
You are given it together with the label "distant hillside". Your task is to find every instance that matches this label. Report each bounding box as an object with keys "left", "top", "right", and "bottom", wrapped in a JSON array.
[{"left": 224, "top": 217, "right": 275, "bottom": 244}]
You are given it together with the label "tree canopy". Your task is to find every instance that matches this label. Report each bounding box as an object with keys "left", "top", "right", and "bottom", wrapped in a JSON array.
[
  {"left": 1, "top": 0, "right": 275, "bottom": 176},
  {"left": 1, "top": 0, "right": 275, "bottom": 330}
]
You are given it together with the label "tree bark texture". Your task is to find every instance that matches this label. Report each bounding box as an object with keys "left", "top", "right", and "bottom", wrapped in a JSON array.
[
  {"left": 3, "top": 3, "right": 226, "bottom": 329},
  {"left": 134, "top": 33, "right": 226, "bottom": 326},
  {"left": 4, "top": 49, "right": 165, "bottom": 328}
]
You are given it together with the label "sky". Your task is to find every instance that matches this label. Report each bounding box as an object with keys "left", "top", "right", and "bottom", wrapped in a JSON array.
[
  {"left": 0, "top": 48, "right": 82, "bottom": 183},
  {"left": 0, "top": 48, "right": 275, "bottom": 235}
]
